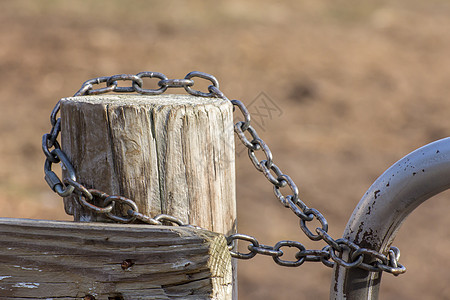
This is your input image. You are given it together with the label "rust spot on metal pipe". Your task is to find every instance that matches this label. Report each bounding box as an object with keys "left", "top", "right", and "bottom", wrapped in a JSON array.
[{"left": 374, "top": 190, "right": 380, "bottom": 199}]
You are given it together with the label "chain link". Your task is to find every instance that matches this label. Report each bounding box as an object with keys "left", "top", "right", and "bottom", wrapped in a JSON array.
[
  {"left": 226, "top": 233, "right": 404, "bottom": 274},
  {"left": 42, "top": 71, "right": 406, "bottom": 276}
]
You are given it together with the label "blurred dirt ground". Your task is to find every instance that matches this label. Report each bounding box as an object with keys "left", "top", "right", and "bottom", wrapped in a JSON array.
[{"left": 1, "top": 0, "right": 449, "bottom": 299}]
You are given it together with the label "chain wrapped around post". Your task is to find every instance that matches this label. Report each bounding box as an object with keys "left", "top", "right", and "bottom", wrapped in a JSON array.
[{"left": 42, "top": 71, "right": 406, "bottom": 276}]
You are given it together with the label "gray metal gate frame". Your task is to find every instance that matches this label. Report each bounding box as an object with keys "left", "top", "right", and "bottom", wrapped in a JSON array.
[{"left": 331, "top": 137, "right": 450, "bottom": 299}]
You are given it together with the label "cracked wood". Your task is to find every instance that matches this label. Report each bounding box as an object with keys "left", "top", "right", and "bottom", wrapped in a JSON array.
[
  {"left": 60, "top": 94, "right": 236, "bottom": 236},
  {"left": 0, "top": 218, "right": 232, "bottom": 299},
  {"left": 56, "top": 94, "right": 237, "bottom": 298}
]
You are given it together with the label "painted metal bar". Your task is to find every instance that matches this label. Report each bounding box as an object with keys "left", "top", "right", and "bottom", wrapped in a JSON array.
[{"left": 330, "top": 137, "right": 450, "bottom": 300}]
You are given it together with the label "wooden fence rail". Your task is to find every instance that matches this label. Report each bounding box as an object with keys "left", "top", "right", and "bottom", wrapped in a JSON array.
[{"left": 0, "top": 218, "right": 232, "bottom": 299}]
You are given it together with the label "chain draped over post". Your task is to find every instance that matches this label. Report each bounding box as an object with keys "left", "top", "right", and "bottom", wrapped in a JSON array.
[{"left": 42, "top": 71, "right": 406, "bottom": 275}]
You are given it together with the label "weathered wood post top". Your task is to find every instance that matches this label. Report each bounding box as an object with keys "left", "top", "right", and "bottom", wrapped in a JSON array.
[{"left": 61, "top": 94, "right": 237, "bottom": 236}]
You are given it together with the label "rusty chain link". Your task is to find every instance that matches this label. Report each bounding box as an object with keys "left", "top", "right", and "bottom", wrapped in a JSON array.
[{"left": 42, "top": 71, "right": 406, "bottom": 276}]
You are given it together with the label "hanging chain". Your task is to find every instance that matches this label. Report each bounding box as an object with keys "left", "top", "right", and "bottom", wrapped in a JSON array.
[{"left": 42, "top": 71, "right": 406, "bottom": 276}]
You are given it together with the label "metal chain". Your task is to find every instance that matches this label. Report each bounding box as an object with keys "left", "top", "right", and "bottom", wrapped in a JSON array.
[{"left": 42, "top": 71, "right": 406, "bottom": 276}]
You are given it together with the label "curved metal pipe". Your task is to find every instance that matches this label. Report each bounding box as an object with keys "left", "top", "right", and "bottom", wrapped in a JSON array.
[{"left": 330, "top": 137, "right": 450, "bottom": 299}]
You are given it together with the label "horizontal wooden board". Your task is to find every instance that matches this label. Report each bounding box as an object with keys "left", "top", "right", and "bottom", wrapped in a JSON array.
[{"left": 0, "top": 218, "right": 232, "bottom": 299}]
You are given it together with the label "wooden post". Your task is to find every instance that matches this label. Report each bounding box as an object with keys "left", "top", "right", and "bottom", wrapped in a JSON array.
[
  {"left": 60, "top": 94, "right": 237, "bottom": 298},
  {"left": 60, "top": 94, "right": 236, "bottom": 236},
  {"left": 0, "top": 218, "right": 232, "bottom": 299}
]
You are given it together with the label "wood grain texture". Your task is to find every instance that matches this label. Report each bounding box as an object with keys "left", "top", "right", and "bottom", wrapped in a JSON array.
[
  {"left": 0, "top": 218, "right": 232, "bottom": 299},
  {"left": 60, "top": 95, "right": 236, "bottom": 237}
]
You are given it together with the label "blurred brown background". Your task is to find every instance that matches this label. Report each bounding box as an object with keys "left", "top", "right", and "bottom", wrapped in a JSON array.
[{"left": 1, "top": 0, "right": 449, "bottom": 299}]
